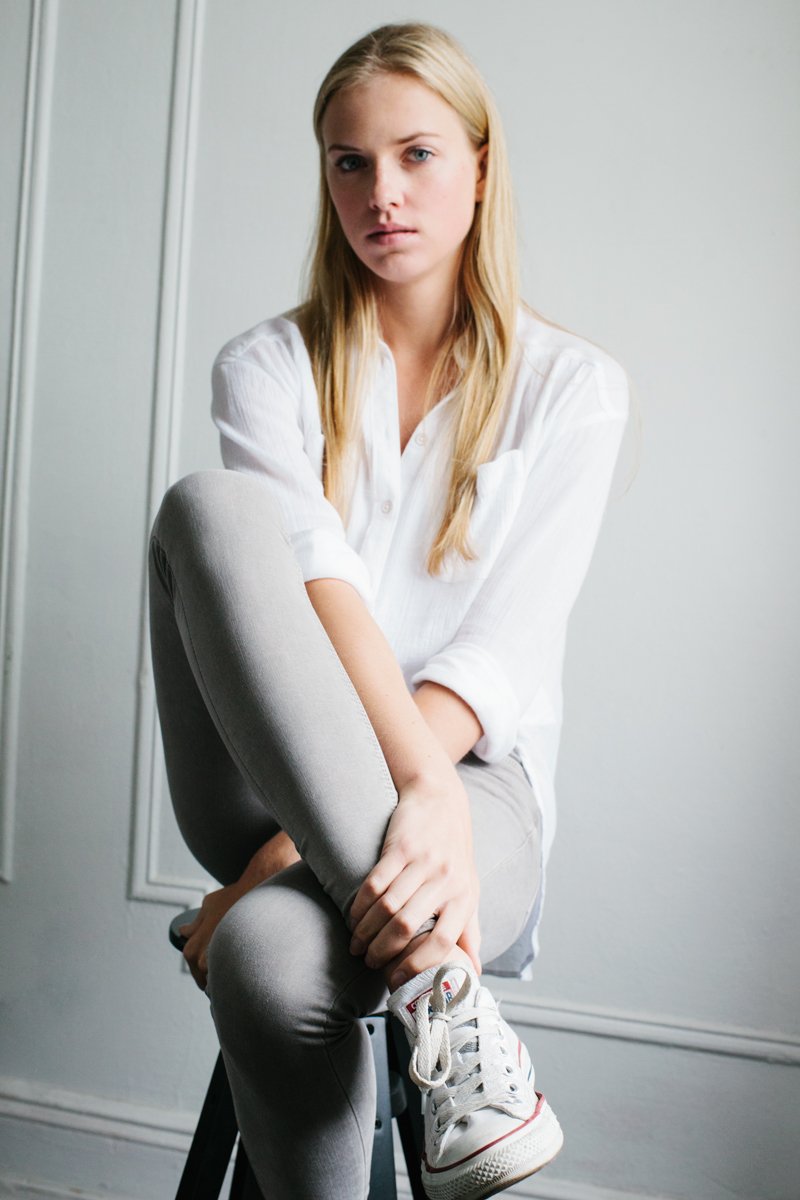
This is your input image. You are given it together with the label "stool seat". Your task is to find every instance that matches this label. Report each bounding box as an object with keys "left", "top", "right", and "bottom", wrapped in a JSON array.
[{"left": 169, "top": 908, "right": 426, "bottom": 1199}]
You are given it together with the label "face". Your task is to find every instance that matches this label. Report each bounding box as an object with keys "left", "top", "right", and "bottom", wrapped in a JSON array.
[{"left": 321, "top": 72, "right": 487, "bottom": 294}]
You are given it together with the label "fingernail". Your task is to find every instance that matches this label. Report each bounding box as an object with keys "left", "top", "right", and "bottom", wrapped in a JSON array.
[{"left": 349, "top": 938, "right": 364, "bottom": 955}]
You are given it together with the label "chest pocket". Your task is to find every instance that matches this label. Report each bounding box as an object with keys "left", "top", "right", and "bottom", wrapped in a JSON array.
[{"left": 437, "top": 448, "right": 527, "bottom": 585}]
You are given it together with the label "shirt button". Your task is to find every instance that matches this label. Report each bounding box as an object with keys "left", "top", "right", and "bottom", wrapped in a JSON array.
[
  {"left": 381, "top": 499, "right": 393, "bottom": 514},
  {"left": 415, "top": 431, "right": 427, "bottom": 445}
]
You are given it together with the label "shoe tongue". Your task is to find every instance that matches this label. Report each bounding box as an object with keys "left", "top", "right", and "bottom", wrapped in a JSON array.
[{"left": 387, "top": 963, "right": 477, "bottom": 1034}]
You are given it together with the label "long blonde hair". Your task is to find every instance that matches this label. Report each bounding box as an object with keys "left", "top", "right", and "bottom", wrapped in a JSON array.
[{"left": 291, "top": 22, "right": 522, "bottom": 576}]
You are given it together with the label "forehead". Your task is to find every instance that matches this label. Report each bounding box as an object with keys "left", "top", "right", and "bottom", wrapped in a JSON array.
[{"left": 321, "top": 73, "right": 468, "bottom": 147}]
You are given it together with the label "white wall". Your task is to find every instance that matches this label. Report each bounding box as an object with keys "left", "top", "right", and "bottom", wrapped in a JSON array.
[{"left": 1, "top": 1, "right": 798, "bottom": 1197}]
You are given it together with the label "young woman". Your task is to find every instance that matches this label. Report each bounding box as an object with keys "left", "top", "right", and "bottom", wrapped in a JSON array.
[{"left": 148, "top": 21, "right": 629, "bottom": 1200}]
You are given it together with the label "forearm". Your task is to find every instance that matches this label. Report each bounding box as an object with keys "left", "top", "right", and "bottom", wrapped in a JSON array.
[
  {"left": 239, "top": 829, "right": 301, "bottom": 887},
  {"left": 305, "top": 578, "right": 464, "bottom": 788},
  {"left": 411, "top": 680, "right": 482, "bottom": 765}
]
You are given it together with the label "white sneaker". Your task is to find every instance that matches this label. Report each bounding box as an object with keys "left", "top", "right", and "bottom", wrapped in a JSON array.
[{"left": 387, "top": 963, "right": 564, "bottom": 1200}]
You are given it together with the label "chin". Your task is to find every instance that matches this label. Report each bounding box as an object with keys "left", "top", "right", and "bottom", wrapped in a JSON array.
[{"left": 360, "top": 259, "right": 426, "bottom": 284}]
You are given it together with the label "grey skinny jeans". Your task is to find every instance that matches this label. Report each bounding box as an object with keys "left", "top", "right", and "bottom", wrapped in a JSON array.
[{"left": 148, "top": 469, "right": 542, "bottom": 1199}]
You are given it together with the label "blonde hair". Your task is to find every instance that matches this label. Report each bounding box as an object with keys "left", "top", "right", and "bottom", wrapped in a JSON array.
[{"left": 290, "top": 22, "right": 522, "bottom": 576}]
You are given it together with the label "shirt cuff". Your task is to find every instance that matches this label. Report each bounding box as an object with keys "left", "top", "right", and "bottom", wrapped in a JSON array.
[
  {"left": 289, "top": 528, "right": 374, "bottom": 610},
  {"left": 410, "top": 641, "right": 520, "bottom": 762}
]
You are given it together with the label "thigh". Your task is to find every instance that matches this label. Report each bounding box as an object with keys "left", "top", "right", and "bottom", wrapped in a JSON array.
[
  {"left": 456, "top": 750, "right": 542, "bottom": 966},
  {"left": 148, "top": 470, "right": 398, "bottom": 915},
  {"left": 149, "top": 518, "right": 282, "bottom": 884}
]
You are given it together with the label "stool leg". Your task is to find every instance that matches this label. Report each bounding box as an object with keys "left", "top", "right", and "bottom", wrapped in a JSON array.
[
  {"left": 388, "top": 1016, "right": 427, "bottom": 1200},
  {"left": 365, "top": 1015, "right": 398, "bottom": 1200},
  {"left": 176, "top": 1051, "right": 239, "bottom": 1199}
]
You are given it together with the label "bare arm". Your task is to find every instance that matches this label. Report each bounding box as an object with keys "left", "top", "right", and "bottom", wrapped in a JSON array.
[
  {"left": 178, "top": 829, "right": 301, "bottom": 990},
  {"left": 411, "top": 680, "right": 483, "bottom": 766},
  {"left": 304, "top": 579, "right": 481, "bottom": 781},
  {"left": 305, "top": 577, "right": 482, "bottom": 984}
]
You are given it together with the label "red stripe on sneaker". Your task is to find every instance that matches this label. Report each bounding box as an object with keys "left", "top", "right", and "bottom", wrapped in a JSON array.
[
  {"left": 423, "top": 1093, "right": 547, "bottom": 1172},
  {"left": 517, "top": 1038, "right": 522, "bottom": 1066}
]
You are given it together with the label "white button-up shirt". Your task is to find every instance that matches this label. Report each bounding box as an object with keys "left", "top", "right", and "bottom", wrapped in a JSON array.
[{"left": 211, "top": 305, "right": 629, "bottom": 973}]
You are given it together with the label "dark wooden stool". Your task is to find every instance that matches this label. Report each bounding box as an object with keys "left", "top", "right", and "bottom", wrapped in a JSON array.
[{"left": 169, "top": 909, "right": 426, "bottom": 1199}]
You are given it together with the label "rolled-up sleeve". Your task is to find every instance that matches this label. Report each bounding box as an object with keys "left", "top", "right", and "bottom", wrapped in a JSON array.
[
  {"left": 211, "top": 348, "right": 374, "bottom": 609},
  {"left": 410, "top": 360, "right": 629, "bottom": 761}
]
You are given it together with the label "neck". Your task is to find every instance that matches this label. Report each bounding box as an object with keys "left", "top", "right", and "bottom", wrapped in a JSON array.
[{"left": 375, "top": 272, "right": 458, "bottom": 362}]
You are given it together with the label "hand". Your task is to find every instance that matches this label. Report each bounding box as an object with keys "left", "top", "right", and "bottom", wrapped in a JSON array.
[
  {"left": 178, "top": 829, "right": 301, "bottom": 991},
  {"left": 348, "top": 772, "right": 482, "bottom": 987},
  {"left": 178, "top": 882, "right": 246, "bottom": 991}
]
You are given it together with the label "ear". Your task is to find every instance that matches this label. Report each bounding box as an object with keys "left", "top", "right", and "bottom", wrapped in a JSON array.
[{"left": 475, "top": 142, "right": 488, "bottom": 202}]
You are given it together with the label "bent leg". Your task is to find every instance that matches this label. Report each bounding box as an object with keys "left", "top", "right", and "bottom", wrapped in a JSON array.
[
  {"left": 148, "top": 469, "right": 399, "bottom": 908},
  {"left": 206, "top": 753, "right": 542, "bottom": 1200}
]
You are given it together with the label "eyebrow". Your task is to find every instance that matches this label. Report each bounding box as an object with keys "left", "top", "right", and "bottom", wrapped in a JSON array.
[{"left": 325, "top": 132, "right": 443, "bottom": 154}]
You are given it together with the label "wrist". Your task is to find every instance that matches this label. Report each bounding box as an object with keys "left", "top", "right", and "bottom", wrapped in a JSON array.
[{"left": 400, "top": 761, "right": 468, "bottom": 805}]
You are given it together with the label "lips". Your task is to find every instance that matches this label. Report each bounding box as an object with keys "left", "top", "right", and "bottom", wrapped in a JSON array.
[{"left": 367, "top": 225, "right": 416, "bottom": 238}]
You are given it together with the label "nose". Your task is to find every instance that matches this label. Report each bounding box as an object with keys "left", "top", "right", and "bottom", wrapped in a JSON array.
[{"left": 368, "top": 159, "right": 402, "bottom": 212}]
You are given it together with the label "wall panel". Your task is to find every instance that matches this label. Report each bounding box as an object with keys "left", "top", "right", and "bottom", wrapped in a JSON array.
[{"left": 0, "top": 2, "right": 797, "bottom": 1196}]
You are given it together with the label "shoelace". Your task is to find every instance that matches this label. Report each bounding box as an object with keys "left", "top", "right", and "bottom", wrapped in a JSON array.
[{"left": 408, "top": 966, "right": 520, "bottom": 1135}]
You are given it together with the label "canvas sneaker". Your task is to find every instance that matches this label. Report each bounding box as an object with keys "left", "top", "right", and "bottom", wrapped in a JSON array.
[{"left": 387, "top": 962, "right": 563, "bottom": 1200}]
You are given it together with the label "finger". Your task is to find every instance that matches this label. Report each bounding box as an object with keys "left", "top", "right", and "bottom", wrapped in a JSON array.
[
  {"left": 178, "top": 916, "right": 201, "bottom": 937},
  {"left": 349, "top": 847, "right": 408, "bottom": 929},
  {"left": 362, "top": 875, "right": 453, "bottom": 968},
  {"left": 182, "top": 945, "right": 204, "bottom": 990},
  {"left": 388, "top": 902, "right": 466, "bottom": 988},
  {"left": 189, "top": 960, "right": 207, "bottom": 990},
  {"left": 350, "top": 862, "right": 427, "bottom": 952}
]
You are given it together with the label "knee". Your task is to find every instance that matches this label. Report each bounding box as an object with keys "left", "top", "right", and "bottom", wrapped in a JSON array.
[
  {"left": 153, "top": 469, "right": 273, "bottom": 533},
  {"left": 206, "top": 868, "right": 349, "bottom": 1055},
  {"left": 151, "top": 470, "right": 287, "bottom": 555},
  {"left": 205, "top": 896, "right": 282, "bottom": 1059}
]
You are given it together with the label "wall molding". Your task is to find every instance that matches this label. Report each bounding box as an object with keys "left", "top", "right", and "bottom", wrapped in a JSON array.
[
  {"left": 128, "top": 0, "right": 210, "bottom": 907},
  {"left": 0, "top": 1073, "right": 195, "bottom": 1200},
  {"left": 0, "top": 1075, "right": 193, "bottom": 1151},
  {"left": 0, "top": 1184, "right": 135, "bottom": 1200},
  {"left": 0, "top": 1181, "right": 674, "bottom": 1200},
  {"left": 0, "top": 1074, "right": 675, "bottom": 1200},
  {"left": 492, "top": 986, "right": 800, "bottom": 1065},
  {"left": 400, "top": 1181, "right": 674, "bottom": 1200},
  {"left": 0, "top": 0, "right": 59, "bottom": 884}
]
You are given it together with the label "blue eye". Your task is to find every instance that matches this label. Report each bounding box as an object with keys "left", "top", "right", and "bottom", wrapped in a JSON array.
[
  {"left": 335, "top": 154, "right": 364, "bottom": 173},
  {"left": 333, "top": 147, "right": 433, "bottom": 173}
]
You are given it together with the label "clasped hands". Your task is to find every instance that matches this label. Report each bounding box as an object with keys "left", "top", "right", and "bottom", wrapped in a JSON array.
[{"left": 178, "top": 775, "right": 481, "bottom": 994}]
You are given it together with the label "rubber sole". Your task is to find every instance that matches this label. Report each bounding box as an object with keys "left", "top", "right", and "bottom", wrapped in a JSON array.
[{"left": 420, "top": 1097, "right": 564, "bottom": 1200}]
